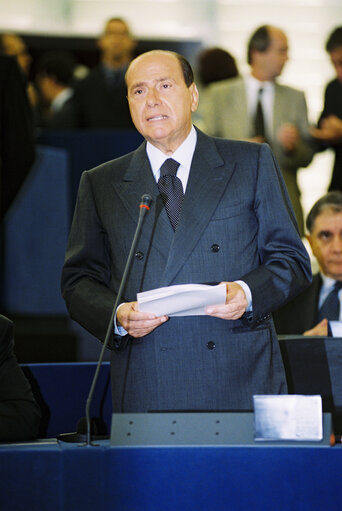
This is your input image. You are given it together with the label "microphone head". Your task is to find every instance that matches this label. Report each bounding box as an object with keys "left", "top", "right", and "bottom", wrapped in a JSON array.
[{"left": 140, "top": 194, "right": 153, "bottom": 209}]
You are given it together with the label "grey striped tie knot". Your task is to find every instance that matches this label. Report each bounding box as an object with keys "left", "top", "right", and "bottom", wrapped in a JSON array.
[{"left": 158, "top": 158, "right": 184, "bottom": 230}]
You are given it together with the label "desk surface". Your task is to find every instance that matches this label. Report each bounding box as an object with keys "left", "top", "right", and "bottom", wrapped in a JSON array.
[{"left": 1, "top": 439, "right": 341, "bottom": 511}]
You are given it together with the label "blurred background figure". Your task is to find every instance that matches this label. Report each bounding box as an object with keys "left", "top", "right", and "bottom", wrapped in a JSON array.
[
  {"left": 0, "top": 31, "right": 38, "bottom": 109},
  {"left": 193, "top": 47, "right": 239, "bottom": 128},
  {"left": 35, "top": 51, "right": 76, "bottom": 129},
  {"left": 311, "top": 26, "right": 342, "bottom": 192},
  {"left": 197, "top": 46, "right": 239, "bottom": 87},
  {"left": 0, "top": 314, "right": 41, "bottom": 442},
  {"left": 201, "top": 25, "right": 314, "bottom": 237},
  {"left": 65, "top": 17, "right": 137, "bottom": 129},
  {"left": 0, "top": 54, "right": 35, "bottom": 220}
]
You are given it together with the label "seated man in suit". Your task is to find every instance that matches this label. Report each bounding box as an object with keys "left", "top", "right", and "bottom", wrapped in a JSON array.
[
  {"left": 273, "top": 191, "right": 342, "bottom": 336},
  {"left": 0, "top": 314, "right": 41, "bottom": 441}
]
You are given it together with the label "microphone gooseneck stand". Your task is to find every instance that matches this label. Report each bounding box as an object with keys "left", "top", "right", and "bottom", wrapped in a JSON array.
[{"left": 58, "top": 194, "right": 152, "bottom": 446}]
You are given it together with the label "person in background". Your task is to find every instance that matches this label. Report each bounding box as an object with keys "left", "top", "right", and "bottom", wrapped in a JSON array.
[
  {"left": 310, "top": 26, "right": 342, "bottom": 192},
  {"left": 0, "top": 32, "right": 38, "bottom": 109},
  {"left": 35, "top": 51, "right": 76, "bottom": 129},
  {"left": 273, "top": 191, "right": 342, "bottom": 336},
  {"left": 65, "top": 17, "right": 137, "bottom": 129},
  {"left": 61, "top": 50, "right": 311, "bottom": 414},
  {"left": 0, "top": 55, "right": 35, "bottom": 220},
  {"left": 197, "top": 47, "right": 239, "bottom": 87},
  {"left": 201, "top": 25, "right": 314, "bottom": 237},
  {"left": 0, "top": 314, "right": 41, "bottom": 442},
  {"left": 193, "top": 46, "right": 239, "bottom": 128}
]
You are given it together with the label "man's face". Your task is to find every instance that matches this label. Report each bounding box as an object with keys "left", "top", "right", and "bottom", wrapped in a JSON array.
[
  {"left": 98, "top": 20, "right": 135, "bottom": 61},
  {"left": 126, "top": 52, "right": 199, "bottom": 154},
  {"left": 307, "top": 209, "right": 342, "bottom": 280},
  {"left": 329, "top": 46, "right": 342, "bottom": 84},
  {"left": 259, "top": 28, "right": 289, "bottom": 80}
]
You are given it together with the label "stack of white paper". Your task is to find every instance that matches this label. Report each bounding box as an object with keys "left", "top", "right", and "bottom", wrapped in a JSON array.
[{"left": 137, "top": 283, "right": 226, "bottom": 317}]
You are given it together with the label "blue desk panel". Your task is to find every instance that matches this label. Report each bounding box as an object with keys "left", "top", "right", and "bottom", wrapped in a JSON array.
[
  {"left": 0, "top": 440, "right": 341, "bottom": 511},
  {"left": 22, "top": 362, "right": 112, "bottom": 438}
]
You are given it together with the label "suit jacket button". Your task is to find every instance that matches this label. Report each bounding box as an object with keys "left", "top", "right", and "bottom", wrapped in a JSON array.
[
  {"left": 207, "top": 341, "right": 216, "bottom": 350},
  {"left": 211, "top": 244, "right": 220, "bottom": 253},
  {"left": 135, "top": 251, "right": 144, "bottom": 260}
]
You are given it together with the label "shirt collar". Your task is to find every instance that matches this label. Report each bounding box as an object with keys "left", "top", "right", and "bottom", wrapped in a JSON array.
[
  {"left": 146, "top": 125, "right": 197, "bottom": 180},
  {"left": 245, "top": 74, "right": 274, "bottom": 93},
  {"left": 320, "top": 273, "right": 340, "bottom": 292}
]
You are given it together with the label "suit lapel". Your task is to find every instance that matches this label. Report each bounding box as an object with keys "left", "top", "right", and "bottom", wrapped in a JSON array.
[
  {"left": 160, "top": 130, "right": 237, "bottom": 286},
  {"left": 112, "top": 143, "right": 174, "bottom": 260}
]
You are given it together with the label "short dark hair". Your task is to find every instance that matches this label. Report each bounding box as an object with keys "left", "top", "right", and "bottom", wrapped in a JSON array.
[
  {"left": 306, "top": 191, "right": 342, "bottom": 233},
  {"left": 175, "top": 52, "right": 194, "bottom": 87},
  {"left": 197, "top": 47, "right": 239, "bottom": 86},
  {"left": 326, "top": 26, "right": 342, "bottom": 53},
  {"left": 247, "top": 25, "right": 271, "bottom": 65},
  {"left": 126, "top": 50, "right": 194, "bottom": 88},
  {"left": 35, "top": 51, "right": 75, "bottom": 86}
]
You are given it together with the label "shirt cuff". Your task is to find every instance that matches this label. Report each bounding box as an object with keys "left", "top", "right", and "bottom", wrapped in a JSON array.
[
  {"left": 329, "top": 321, "right": 342, "bottom": 337},
  {"left": 114, "top": 302, "right": 128, "bottom": 336}
]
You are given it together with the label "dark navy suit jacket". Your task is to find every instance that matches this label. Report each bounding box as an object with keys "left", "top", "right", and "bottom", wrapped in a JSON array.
[{"left": 62, "top": 128, "right": 312, "bottom": 412}]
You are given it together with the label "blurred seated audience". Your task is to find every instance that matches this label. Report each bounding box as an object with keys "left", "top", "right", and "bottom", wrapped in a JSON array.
[
  {"left": 273, "top": 191, "right": 342, "bottom": 337},
  {"left": 0, "top": 55, "right": 35, "bottom": 220},
  {"left": 310, "top": 26, "right": 342, "bottom": 192},
  {"left": 0, "top": 314, "right": 41, "bottom": 442},
  {"left": 0, "top": 32, "right": 38, "bottom": 109},
  {"left": 35, "top": 51, "right": 76, "bottom": 129},
  {"left": 63, "top": 17, "right": 137, "bottom": 129}
]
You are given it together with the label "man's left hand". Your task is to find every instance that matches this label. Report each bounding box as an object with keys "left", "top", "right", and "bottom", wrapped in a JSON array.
[{"left": 205, "top": 282, "right": 247, "bottom": 320}]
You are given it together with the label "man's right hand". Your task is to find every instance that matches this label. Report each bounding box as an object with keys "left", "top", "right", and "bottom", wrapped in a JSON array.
[{"left": 117, "top": 301, "right": 168, "bottom": 338}]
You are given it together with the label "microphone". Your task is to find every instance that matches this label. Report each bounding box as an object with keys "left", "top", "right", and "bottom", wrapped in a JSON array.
[{"left": 57, "top": 193, "right": 152, "bottom": 445}]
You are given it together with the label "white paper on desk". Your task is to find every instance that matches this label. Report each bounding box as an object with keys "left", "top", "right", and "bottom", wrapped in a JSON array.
[{"left": 137, "top": 283, "right": 226, "bottom": 317}]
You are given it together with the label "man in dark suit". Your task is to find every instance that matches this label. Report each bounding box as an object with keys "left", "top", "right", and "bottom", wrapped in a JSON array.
[
  {"left": 64, "top": 17, "right": 136, "bottom": 129},
  {"left": 0, "top": 55, "right": 35, "bottom": 219},
  {"left": 311, "top": 26, "right": 342, "bottom": 191},
  {"left": 273, "top": 191, "right": 342, "bottom": 336},
  {"left": 61, "top": 50, "right": 311, "bottom": 413},
  {"left": 0, "top": 314, "right": 41, "bottom": 441}
]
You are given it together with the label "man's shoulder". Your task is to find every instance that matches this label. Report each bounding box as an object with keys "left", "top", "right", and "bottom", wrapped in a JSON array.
[
  {"left": 207, "top": 75, "right": 244, "bottom": 94},
  {"left": 86, "top": 143, "right": 145, "bottom": 177},
  {"left": 325, "top": 78, "right": 342, "bottom": 94},
  {"left": 275, "top": 82, "right": 306, "bottom": 99}
]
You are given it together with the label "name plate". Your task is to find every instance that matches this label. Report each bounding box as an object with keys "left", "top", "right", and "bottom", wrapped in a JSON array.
[{"left": 253, "top": 395, "right": 323, "bottom": 441}]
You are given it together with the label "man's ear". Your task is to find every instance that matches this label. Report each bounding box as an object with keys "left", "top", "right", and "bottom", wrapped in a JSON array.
[{"left": 189, "top": 83, "right": 199, "bottom": 113}]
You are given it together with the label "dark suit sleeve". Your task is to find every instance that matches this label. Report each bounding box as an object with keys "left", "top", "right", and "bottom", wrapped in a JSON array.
[
  {"left": 61, "top": 171, "right": 120, "bottom": 344},
  {"left": 0, "top": 315, "right": 41, "bottom": 441},
  {"left": 241, "top": 144, "right": 312, "bottom": 326},
  {"left": 0, "top": 56, "right": 35, "bottom": 219}
]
